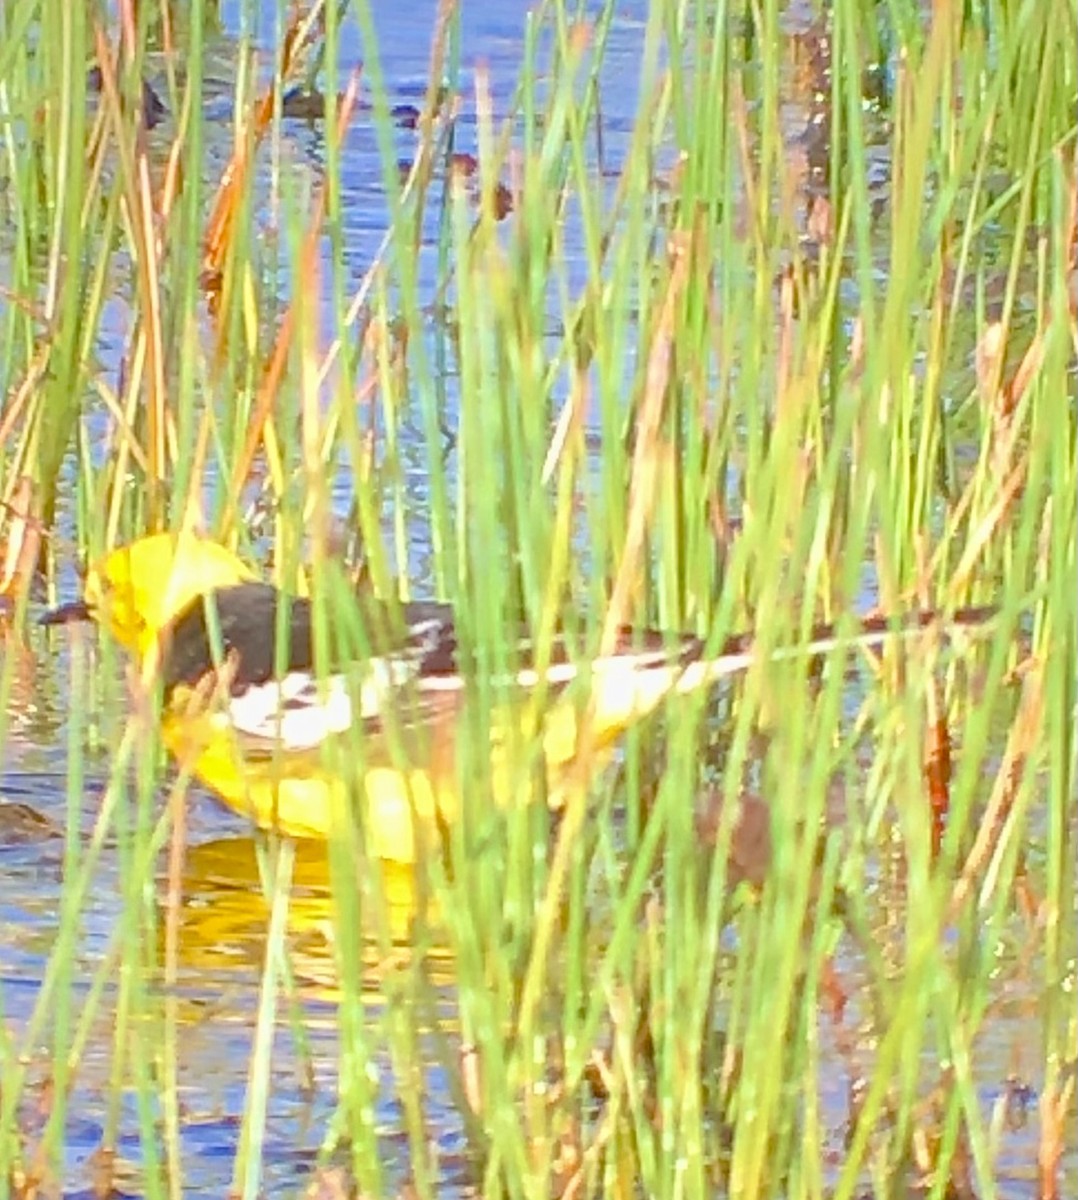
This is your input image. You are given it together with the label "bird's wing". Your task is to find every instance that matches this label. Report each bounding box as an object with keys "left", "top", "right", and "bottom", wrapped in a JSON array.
[
  {"left": 160, "top": 586, "right": 463, "bottom": 752},
  {"left": 223, "top": 668, "right": 465, "bottom": 757}
]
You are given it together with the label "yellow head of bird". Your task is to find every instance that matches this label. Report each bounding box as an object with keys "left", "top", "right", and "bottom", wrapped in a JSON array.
[{"left": 82, "top": 532, "right": 255, "bottom": 660}]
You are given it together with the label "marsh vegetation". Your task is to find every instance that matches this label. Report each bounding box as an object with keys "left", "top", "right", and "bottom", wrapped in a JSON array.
[{"left": 0, "top": 0, "right": 1074, "bottom": 1196}]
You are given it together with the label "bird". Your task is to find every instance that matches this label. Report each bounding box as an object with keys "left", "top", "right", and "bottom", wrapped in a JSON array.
[{"left": 41, "top": 532, "right": 994, "bottom": 863}]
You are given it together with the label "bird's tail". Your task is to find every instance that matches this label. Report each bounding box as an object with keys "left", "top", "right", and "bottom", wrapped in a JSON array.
[
  {"left": 674, "top": 604, "right": 997, "bottom": 695},
  {"left": 541, "top": 605, "right": 995, "bottom": 780}
]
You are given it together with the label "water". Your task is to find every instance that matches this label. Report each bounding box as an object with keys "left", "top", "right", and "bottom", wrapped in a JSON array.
[{"left": 1, "top": 1, "right": 1071, "bottom": 1196}]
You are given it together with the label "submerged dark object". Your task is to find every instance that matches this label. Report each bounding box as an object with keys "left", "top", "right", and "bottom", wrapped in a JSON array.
[
  {"left": 280, "top": 87, "right": 420, "bottom": 130},
  {"left": 87, "top": 65, "right": 168, "bottom": 130},
  {"left": 694, "top": 791, "right": 774, "bottom": 891},
  {"left": 280, "top": 87, "right": 327, "bottom": 120},
  {"left": 0, "top": 801, "right": 62, "bottom": 846}
]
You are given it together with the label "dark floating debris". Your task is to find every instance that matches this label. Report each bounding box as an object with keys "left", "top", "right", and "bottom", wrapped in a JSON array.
[
  {"left": 396, "top": 154, "right": 513, "bottom": 220},
  {"left": 0, "top": 801, "right": 62, "bottom": 846},
  {"left": 448, "top": 153, "right": 514, "bottom": 219},
  {"left": 390, "top": 103, "right": 420, "bottom": 130},
  {"left": 280, "top": 87, "right": 420, "bottom": 130},
  {"left": 449, "top": 151, "right": 479, "bottom": 177},
  {"left": 280, "top": 88, "right": 328, "bottom": 120},
  {"left": 87, "top": 65, "right": 168, "bottom": 130}
]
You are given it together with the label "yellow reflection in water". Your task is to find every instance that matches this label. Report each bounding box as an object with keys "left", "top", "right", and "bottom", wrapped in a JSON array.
[{"left": 171, "top": 836, "right": 455, "bottom": 1001}]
